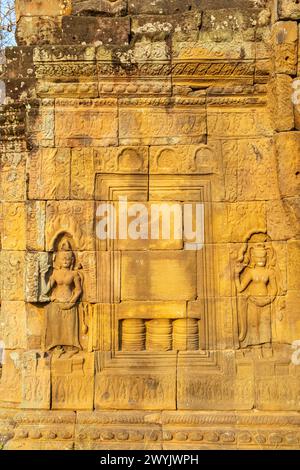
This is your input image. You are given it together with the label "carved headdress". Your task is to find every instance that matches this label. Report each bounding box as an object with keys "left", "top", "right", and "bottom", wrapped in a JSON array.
[
  {"left": 53, "top": 237, "right": 75, "bottom": 269},
  {"left": 57, "top": 238, "right": 73, "bottom": 252},
  {"left": 237, "top": 232, "right": 276, "bottom": 269}
]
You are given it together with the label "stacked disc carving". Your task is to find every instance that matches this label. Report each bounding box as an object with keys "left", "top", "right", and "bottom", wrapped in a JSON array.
[
  {"left": 122, "top": 319, "right": 146, "bottom": 351},
  {"left": 146, "top": 319, "right": 173, "bottom": 351},
  {"left": 173, "top": 319, "right": 199, "bottom": 351}
]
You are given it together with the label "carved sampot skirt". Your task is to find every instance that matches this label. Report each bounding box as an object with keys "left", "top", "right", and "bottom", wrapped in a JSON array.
[
  {"left": 240, "top": 296, "right": 272, "bottom": 348},
  {"left": 44, "top": 302, "right": 81, "bottom": 351}
]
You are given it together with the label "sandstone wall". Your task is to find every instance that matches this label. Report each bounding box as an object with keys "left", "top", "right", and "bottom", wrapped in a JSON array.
[{"left": 0, "top": 0, "right": 299, "bottom": 450}]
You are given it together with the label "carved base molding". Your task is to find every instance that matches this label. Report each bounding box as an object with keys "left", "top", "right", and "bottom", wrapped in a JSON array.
[{"left": 0, "top": 409, "right": 299, "bottom": 450}]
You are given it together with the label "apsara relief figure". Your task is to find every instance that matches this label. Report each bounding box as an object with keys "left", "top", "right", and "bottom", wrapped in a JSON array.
[
  {"left": 41, "top": 237, "right": 85, "bottom": 358},
  {"left": 235, "top": 234, "right": 278, "bottom": 349}
]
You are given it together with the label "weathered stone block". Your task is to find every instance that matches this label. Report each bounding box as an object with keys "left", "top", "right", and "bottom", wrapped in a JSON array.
[
  {"left": 255, "top": 41, "right": 272, "bottom": 83},
  {"left": 26, "top": 304, "right": 44, "bottom": 350},
  {"left": 5, "top": 78, "right": 36, "bottom": 101},
  {"left": 0, "top": 104, "right": 26, "bottom": 147},
  {"left": 267, "top": 199, "right": 300, "bottom": 241},
  {"left": 62, "top": 16, "right": 130, "bottom": 45},
  {"left": 72, "top": 0, "right": 127, "bottom": 16},
  {"left": 272, "top": 21, "right": 298, "bottom": 75},
  {"left": 236, "top": 138, "right": 279, "bottom": 202},
  {"left": 96, "top": 251, "right": 121, "bottom": 303},
  {"left": 121, "top": 251, "right": 197, "bottom": 301},
  {"left": 212, "top": 202, "right": 267, "bottom": 244},
  {"left": 76, "top": 252, "right": 97, "bottom": 303},
  {"left": 198, "top": 0, "right": 267, "bottom": 7},
  {"left": 95, "top": 360, "right": 177, "bottom": 410},
  {"left": 177, "top": 351, "right": 255, "bottom": 410},
  {"left": 25, "top": 251, "right": 48, "bottom": 302},
  {"left": 278, "top": 0, "right": 300, "bottom": 19},
  {"left": 117, "top": 301, "right": 186, "bottom": 320},
  {"left": 212, "top": 245, "right": 235, "bottom": 298},
  {"left": 0, "top": 251, "right": 25, "bottom": 301},
  {"left": 201, "top": 8, "right": 269, "bottom": 41},
  {"left": 26, "top": 201, "right": 46, "bottom": 251},
  {"left": 255, "top": 356, "right": 300, "bottom": 411},
  {"left": 45, "top": 200, "right": 95, "bottom": 251},
  {"left": 214, "top": 297, "right": 236, "bottom": 350},
  {"left": 131, "top": 12, "right": 202, "bottom": 41},
  {"left": 55, "top": 99, "right": 118, "bottom": 147},
  {"left": 0, "top": 302, "right": 27, "bottom": 349},
  {"left": 278, "top": 290, "right": 300, "bottom": 343},
  {"left": 0, "top": 153, "right": 26, "bottom": 202},
  {"left": 21, "top": 352, "right": 51, "bottom": 409},
  {"left": 128, "top": 0, "right": 201, "bottom": 16},
  {"left": 33, "top": 44, "right": 96, "bottom": 62},
  {"left": 269, "top": 74, "right": 294, "bottom": 132},
  {"left": 275, "top": 133, "right": 300, "bottom": 198},
  {"left": 119, "top": 101, "right": 206, "bottom": 145},
  {"left": 0, "top": 350, "right": 22, "bottom": 408},
  {"left": 16, "top": 16, "right": 63, "bottom": 46},
  {"left": 97, "top": 146, "right": 149, "bottom": 174},
  {"left": 293, "top": 77, "right": 300, "bottom": 128},
  {"left": 71, "top": 146, "right": 149, "bottom": 200},
  {"left": 26, "top": 100, "right": 55, "bottom": 148},
  {"left": 287, "top": 241, "right": 300, "bottom": 291},
  {"left": 16, "top": 0, "right": 72, "bottom": 21},
  {"left": 27, "top": 148, "right": 71, "bottom": 200},
  {"left": 149, "top": 143, "right": 221, "bottom": 175},
  {"left": 5, "top": 47, "right": 34, "bottom": 79},
  {"left": 51, "top": 353, "right": 94, "bottom": 410},
  {"left": 173, "top": 39, "right": 256, "bottom": 61},
  {"left": 208, "top": 108, "right": 273, "bottom": 138},
  {"left": 2, "top": 203, "right": 26, "bottom": 250},
  {"left": 71, "top": 148, "right": 95, "bottom": 200}
]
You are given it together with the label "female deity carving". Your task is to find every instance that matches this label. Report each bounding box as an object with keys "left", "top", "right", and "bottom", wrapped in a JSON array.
[
  {"left": 41, "top": 238, "right": 84, "bottom": 358},
  {"left": 235, "top": 235, "right": 278, "bottom": 349}
]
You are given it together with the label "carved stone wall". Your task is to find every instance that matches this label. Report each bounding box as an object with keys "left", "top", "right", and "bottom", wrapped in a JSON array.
[{"left": 0, "top": 0, "right": 299, "bottom": 450}]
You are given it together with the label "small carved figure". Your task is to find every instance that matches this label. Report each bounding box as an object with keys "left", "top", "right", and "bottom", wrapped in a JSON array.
[
  {"left": 235, "top": 234, "right": 278, "bottom": 349},
  {"left": 41, "top": 238, "right": 84, "bottom": 358}
]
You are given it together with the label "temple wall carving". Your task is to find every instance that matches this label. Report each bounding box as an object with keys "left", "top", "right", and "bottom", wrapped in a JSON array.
[{"left": 0, "top": 0, "right": 299, "bottom": 450}]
